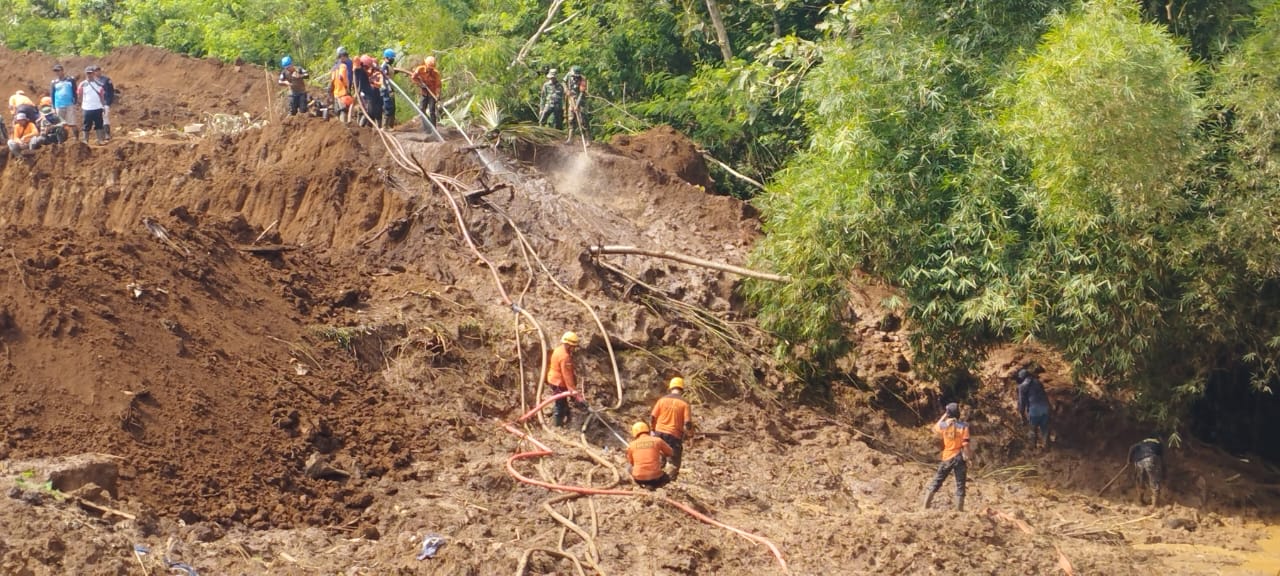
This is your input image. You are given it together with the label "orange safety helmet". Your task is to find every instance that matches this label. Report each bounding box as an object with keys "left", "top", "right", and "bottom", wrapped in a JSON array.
[{"left": 631, "top": 422, "right": 651, "bottom": 438}]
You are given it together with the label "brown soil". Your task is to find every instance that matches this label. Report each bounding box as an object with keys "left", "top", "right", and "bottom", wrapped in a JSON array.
[{"left": 1, "top": 45, "right": 1278, "bottom": 575}]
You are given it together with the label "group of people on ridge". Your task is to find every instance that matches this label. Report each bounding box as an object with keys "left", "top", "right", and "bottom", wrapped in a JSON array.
[
  {"left": 921, "top": 365, "right": 1167, "bottom": 513},
  {"left": 538, "top": 66, "right": 591, "bottom": 139},
  {"left": 5, "top": 63, "right": 115, "bottom": 157},
  {"left": 276, "top": 47, "right": 443, "bottom": 130},
  {"left": 544, "top": 331, "right": 692, "bottom": 490}
]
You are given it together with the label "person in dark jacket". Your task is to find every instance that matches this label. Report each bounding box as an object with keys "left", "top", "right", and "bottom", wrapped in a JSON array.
[
  {"left": 1016, "top": 367, "right": 1051, "bottom": 450},
  {"left": 93, "top": 65, "right": 116, "bottom": 142},
  {"left": 1128, "top": 436, "right": 1165, "bottom": 507}
]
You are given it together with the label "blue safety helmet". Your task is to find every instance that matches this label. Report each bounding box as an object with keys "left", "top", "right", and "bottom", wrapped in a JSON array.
[
  {"left": 383, "top": 48, "right": 396, "bottom": 59},
  {"left": 281, "top": 55, "right": 293, "bottom": 68}
]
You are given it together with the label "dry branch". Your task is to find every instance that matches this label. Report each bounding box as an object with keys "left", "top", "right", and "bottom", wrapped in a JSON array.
[{"left": 587, "top": 244, "right": 790, "bottom": 282}]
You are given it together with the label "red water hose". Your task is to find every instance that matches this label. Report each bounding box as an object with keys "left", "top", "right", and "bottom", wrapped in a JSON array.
[{"left": 500, "top": 401, "right": 789, "bottom": 572}]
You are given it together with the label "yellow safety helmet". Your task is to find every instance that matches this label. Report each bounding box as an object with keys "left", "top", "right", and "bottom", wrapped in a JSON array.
[
  {"left": 631, "top": 422, "right": 650, "bottom": 437},
  {"left": 668, "top": 377, "right": 685, "bottom": 391},
  {"left": 561, "top": 331, "right": 580, "bottom": 346}
]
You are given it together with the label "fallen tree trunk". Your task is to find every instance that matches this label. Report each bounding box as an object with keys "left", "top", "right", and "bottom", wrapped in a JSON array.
[{"left": 587, "top": 245, "right": 790, "bottom": 283}]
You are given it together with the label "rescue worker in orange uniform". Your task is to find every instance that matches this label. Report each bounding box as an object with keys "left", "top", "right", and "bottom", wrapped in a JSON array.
[
  {"left": 627, "top": 422, "right": 673, "bottom": 489},
  {"left": 546, "top": 331, "right": 583, "bottom": 427},
  {"left": 922, "top": 402, "right": 971, "bottom": 511},
  {"left": 650, "top": 376, "right": 693, "bottom": 479},
  {"left": 410, "top": 56, "right": 442, "bottom": 127},
  {"left": 331, "top": 47, "right": 355, "bottom": 122},
  {"left": 7, "top": 113, "right": 43, "bottom": 157}
]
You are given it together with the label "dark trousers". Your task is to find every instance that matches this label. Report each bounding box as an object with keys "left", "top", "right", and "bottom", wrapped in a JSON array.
[
  {"left": 82, "top": 108, "right": 104, "bottom": 133},
  {"left": 539, "top": 106, "right": 563, "bottom": 130},
  {"left": 924, "top": 455, "right": 967, "bottom": 507},
  {"left": 382, "top": 93, "right": 396, "bottom": 127},
  {"left": 549, "top": 386, "right": 570, "bottom": 427},
  {"left": 289, "top": 92, "right": 307, "bottom": 116},
  {"left": 654, "top": 431, "right": 684, "bottom": 469},
  {"left": 417, "top": 94, "right": 438, "bottom": 127},
  {"left": 1134, "top": 456, "right": 1164, "bottom": 504},
  {"left": 359, "top": 93, "right": 382, "bottom": 126},
  {"left": 634, "top": 473, "right": 670, "bottom": 490}
]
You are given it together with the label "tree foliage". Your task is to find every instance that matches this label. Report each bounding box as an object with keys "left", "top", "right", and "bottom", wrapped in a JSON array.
[{"left": 751, "top": 0, "right": 1280, "bottom": 422}]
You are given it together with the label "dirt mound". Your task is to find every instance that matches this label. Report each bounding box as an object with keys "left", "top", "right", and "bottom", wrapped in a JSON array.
[
  {"left": 609, "top": 124, "right": 716, "bottom": 193},
  {"left": 0, "top": 44, "right": 273, "bottom": 132},
  {"left": 0, "top": 217, "right": 421, "bottom": 530}
]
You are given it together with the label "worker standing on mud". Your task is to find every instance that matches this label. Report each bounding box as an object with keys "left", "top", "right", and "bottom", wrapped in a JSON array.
[
  {"left": 379, "top": 49, "right": 399, "bottom": 128},
  {"left": 538, "top": 69, "right": 564, "bottom": 130},
  {"left": 278, "top": 56, "right": 310, "bottom": 116},
  {"left": 546, "top": 331, "right": 583, "bottom": 427},
  {"left": 331, "top": 47, "right": 355, "bottom": 123},
  {"left": 564, "top": 65, "right": 590, "bottom": 140},
  {"left": 650, "top": 377, "right": 693, "bottom": 480},
  {"left": 50, "top": 64, "right": 78, "bottom": 140},
  {"left": 352, "top": 55, "right": 383, "bottom": 127},
  {"left": 1015, "top": 367, "right": 1052, "bottom": 450},
  {"left": 922, "top": 402, "right": 971, "bottom": 512},
  {"left": 627, "top": 422, "right": 674, "bottom": 489},
  {"left": 1128, "top": 435, "right": 1165, "bottom": 507},
  {"left": 77, "top": 67, "right": 107, "bottom": 145},
  {"left": 410, "top": 56, "right": 442, "bottom": 128}
]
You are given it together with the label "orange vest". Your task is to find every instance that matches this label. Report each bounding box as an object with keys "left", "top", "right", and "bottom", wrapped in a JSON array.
[
  {"left": 627, "top": 435, "right": 672, "bottom": 481},
  {"left": 11, "top": 121, "right": 38, "bottom": 144},
  {"left": 412, "top": 65, "right": 442, "bottom": 96},
  {"left": 331, "top": 65, "right": 350, "bottom": 98},
  {"left": 546, "top": 345, "right": 575, "bottom": 390},
  {"left": 650, "top": 393, "right": 692, "bottom": 438},
  {"left": 936, "top": 419, "right": 970, "bottom": 461}
]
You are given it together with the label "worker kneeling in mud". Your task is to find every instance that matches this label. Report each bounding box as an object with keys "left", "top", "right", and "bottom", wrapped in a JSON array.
[
  {"left": 650, "top": 376, "right": 693, "bottom": 480},
  {"left": 1129, "top": 435, "right": 1165, "bottom": 507},
  {"left": 627, "top": 422, "right": 673, "bottom": 489}
]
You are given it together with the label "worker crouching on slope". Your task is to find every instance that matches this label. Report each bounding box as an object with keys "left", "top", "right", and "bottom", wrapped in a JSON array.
[
  {"left": 546, "top": 331, "right": 584, "bottom": 427},
  {"left": 650, "top": 377, "right": 693, "bottom": 480},
  {"left": 627, "top": 422, "right": 673, "bottom": 490},
  {"left": 922, "top": 402, "right": 972, "bottom": 512},
  {"left": 7, "top": 113, "right": 42, "bottom": 157},
  {"left": 1129, "top": 435, "right": 1165, "bottom": 507}
]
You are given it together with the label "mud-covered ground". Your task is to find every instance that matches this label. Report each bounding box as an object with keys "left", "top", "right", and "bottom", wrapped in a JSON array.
[{"left": 0, "top": 45, "right": 1278, "bottom": 575}]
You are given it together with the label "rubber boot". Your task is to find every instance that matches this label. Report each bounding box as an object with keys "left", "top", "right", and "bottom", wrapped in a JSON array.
[
  {"left": 95, "top": 128, "right": 105, "bottom": 145},
  {"left": 103, "top": 124, "right": 112, "bottom": 142},
  {"left": 921, "top": 490, "right": 935, "bottom": 510},
  {"left": 956, "top": 495, "right": 965, "bottom": 512},
  {"left": 79, "top": 129, "right": 89, "bottom": 144}
]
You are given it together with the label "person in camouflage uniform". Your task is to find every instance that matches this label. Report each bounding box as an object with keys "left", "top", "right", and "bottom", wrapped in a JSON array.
[
  {"left": 538, "top": 69, "right": 564, "bottom": 130},
  {"left": 563, "top": 65, "right": 590, "bottom": 140}
]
